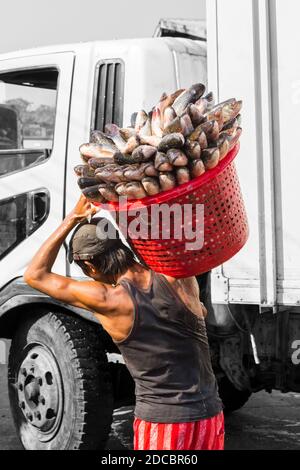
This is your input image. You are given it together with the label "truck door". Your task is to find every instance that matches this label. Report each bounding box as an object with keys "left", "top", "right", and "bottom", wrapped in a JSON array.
[{"left": 0, "top": 53, "right": 74, "bottom": 288}]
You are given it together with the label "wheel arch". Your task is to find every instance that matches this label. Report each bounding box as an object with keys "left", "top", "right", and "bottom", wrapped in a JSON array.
[{"left": 0, "top": 290, "right": 118, "bottom": 354}]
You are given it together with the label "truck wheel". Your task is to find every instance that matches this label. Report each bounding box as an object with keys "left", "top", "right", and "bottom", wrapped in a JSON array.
[
  {"left": 218, "top": 376, "right": 251, "bottom": 413},
  {"left": 8, "top": 311, "right": 113, "bottom": 450}
]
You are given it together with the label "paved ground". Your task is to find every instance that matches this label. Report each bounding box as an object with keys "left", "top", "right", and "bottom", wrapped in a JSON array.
[
  {"left": 108, "top": 391, "right": 300, "bottom": 450},
  {"left": 1, "top": 338, "right": 300, "bottom": 450}
]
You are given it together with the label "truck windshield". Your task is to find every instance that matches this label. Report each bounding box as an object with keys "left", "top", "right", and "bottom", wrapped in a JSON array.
[{"left": 0, "top": 67, "right": 58, "bottom": 176}]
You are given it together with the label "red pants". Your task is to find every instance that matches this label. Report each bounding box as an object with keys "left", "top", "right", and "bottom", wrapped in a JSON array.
[{"left": 133, "top": 411, "right": 224, "bottom": 450}]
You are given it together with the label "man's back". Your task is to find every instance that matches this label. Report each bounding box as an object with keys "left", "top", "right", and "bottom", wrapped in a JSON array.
[{"left": 114, "top": 270, "right": 223, "bottom": 423}]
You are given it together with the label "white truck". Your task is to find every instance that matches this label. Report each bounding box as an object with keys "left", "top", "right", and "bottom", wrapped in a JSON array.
[{"left": 0, "top": 1, "right": 299, "bottom": 450}]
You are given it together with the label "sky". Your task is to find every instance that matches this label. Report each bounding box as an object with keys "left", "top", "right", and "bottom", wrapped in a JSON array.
[{"left": 0, "top": 0, "right": 206, "bottom": 54}]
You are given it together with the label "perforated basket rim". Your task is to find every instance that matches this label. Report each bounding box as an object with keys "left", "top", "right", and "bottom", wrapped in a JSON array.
[{"left": 96, "top": 143, "right": 240, "bottom": 212}]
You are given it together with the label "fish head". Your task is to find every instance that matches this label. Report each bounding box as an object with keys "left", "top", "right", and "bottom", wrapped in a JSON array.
[
  {"left": 135, "top": 110, "right": 148, "bottom": 131},
  {"left": 190, "top": 83, "right": 206, "bottom": 99},
  {"left": 104, "top": 123, "right": 120, "bottom": 137},
  {"left": 204, "top": 92, "right": 214, "bottom": 103},
  {"left": 159, "top": 92, "right": 168, "bottom": 102}
]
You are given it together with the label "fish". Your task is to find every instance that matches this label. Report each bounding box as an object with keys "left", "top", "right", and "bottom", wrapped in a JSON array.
[
  {"left": 154, "top": 152, "right": 173, "bottom": 172},
  {"left": 142, "top": 177, "right": 161, "bottom": 196},
  {"left": 151, "top": 108, "right": 163, "bottom": 137},
  {"left": 125, "top": 182, "right": 147, "bottom": 200},
  {"left": 123, "top": 135, "right": 140, "bottom": 154},
  {"left": 194, "top": 98, "right": 208, "bottom": 115},
  {"left": 131, "top": 145, "right": 157, "bottom": 163},
  {"left": 139, "top": 117, "right": 152, "bottom": 137},
  {"left": 74, "top": 164, "right": 95, "bottom": 177},
  {"left": 158, "top": 133, "right": 185, "bottom": 153},
  {"left": 95, "top": 164, "right": 122, "bottom": 183},
  {"left": 119, "top": 127, "right": 137, "bottom": 141},
  {"left": 135, "top": 110, "right": 149, "bottom": 133},
  {"left": 190, "top": 159, "right": 206, "bottom": 178},
  {"left": 221, "top": 115, "right": 239, "bottom": 133},
  {"left": 139, "top": 135, "right": 162, "bottom": 147},
  {"left": 77, "top": 176, "right": 99, "bottom": 189},
  {"left": 209, "top": 121, "right": 220, "bottom": 142},
  {"left": 90, "top": 130, "right": 117, "bottom": 149},
  {"left": 79, "top": 143, "right": 116, "bottom": 161},
  {"left": 180, "top": 114, "right": 194, "bottom": 136},
  {"left": 94, "top": 163, "right": 117, "bottom": 173},
  {"left": 157, "top": 89, "right": 185, "bottom": 116},
  {"left": 113, "top": 152, "right": 135, "bottom": 165},
  {"left": 198, "top": 131, "right": 208, "bottom": 150},
  {"left": 189, "top": 121, "right": 214, "bottom": 141},
  {"left": 94, "top": 162, "right": 118, "bottom": 169},
  {"left": 113, "top": 146, "right": 156, "bottom": 165},
  {"left": 228, "top": 127, "right": 242, "bottom": 151},
  {"left": 123, "top": 162, "right": 158, "bottom": 179},
  {"left": 163, "top": 107, "right": 177, "bottom": 129},
  {"left": 204, "top": 92, "right": 214, "bottom": 102},
  {"left": 215, "top": 97, "right": 236, "bottom": 108},
  {"left": 81, "top": 184, "right": 106, "bottom": 203},
  {"left": 159, "top": 92, "right": 168, "bottom": 102},
  {"left": 211, "top": 99, "right": 242, "bottom": 124},
  {"left": 184, "top": 140, "right": 201, "bottom": 160},
  {"left": 220, "top": 128, "right": 237, "bottom": 140},
  {"left": 159, "top": 172, "right": 177, "bottom": 192},
  {"left": 191, "top": 120, "right": 219, "bottom": 143},
  {"left": 204, "top": 120, "right": 220, "bottom": 142},
  {"left": 176, "top": 167, "right": 191, "bottom": 185},
  {"left": 143, "top": 162, "right": 159, "bottom": 177},
  {"left": 99, "top": 185, "right": 119, "bottom": 202},
  {"left": 88, "top": 156, "right": 115, "bottom": 169},
  {"left": 163, "top": 117, "right": 183, "bottom": 135},
  {"left": 186, "top": 104, "right": 207, "bottom": 127},
  {"left": 201, "top": 148, "right": 220, "bottom": 170},
  {"left": 113, "top": 165, "right": 131, "bottom": 182},
  {"left": 162, "top": 111, "right": 194, "bottom": 136},
  {"left": 167, "top": 149, "right": 188, "bottom": 167},
  {"left": 105, "top": 124, "right": 128, "bottom": 153},
  {"left": 205, "top": 107, "right": 225, "bottom": 128},
  {"left": 217, "top": 135, "right": 230, "bottom": 160},
  {"left": 115, "top": 182, "right": 128, "bottom": 197},
  {"left": 123, "top": 164, "right": 147, "bottom": 181},
  {"left": 195, "top": 92, "right": 214, "bottom": 114},
  {"left": 173, "top": 83, "right": 206, "bottom": 116}
]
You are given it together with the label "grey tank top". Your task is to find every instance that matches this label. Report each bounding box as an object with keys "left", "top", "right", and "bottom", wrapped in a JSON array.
[{"left": 115, "top": 271, "right": 223, "bottom": 423}]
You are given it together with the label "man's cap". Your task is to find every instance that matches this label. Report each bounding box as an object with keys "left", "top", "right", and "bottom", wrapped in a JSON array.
[{"left": 68, "top": 218, "right": 120, "bottom": 263}]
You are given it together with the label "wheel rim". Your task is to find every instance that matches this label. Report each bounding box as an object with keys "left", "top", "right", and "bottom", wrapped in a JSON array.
[{"left": 17, "top": 344, "right": 64, "bottom": 442}]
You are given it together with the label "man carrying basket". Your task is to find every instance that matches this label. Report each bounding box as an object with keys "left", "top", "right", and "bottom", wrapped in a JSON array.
[{"left": 24, "top": 195, "right": 225, "bottom": 451}]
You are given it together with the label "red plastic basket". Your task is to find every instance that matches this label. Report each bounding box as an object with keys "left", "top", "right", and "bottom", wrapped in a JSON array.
[{"left": 97, "top": 143, "right": 249, "bottom": 278}]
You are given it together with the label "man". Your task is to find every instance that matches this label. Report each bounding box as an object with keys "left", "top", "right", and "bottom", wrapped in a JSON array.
[{"left": 24, "top": 195, "right": 225, "bottom": 450}]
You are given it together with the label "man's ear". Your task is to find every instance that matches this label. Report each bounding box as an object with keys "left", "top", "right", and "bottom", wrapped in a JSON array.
[{"left": 84, "top": 260, "right": 96, "bottom": 274}]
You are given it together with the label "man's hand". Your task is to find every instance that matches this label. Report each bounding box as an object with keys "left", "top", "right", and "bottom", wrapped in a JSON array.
[
  {"left": 69, "top": 195, "right": 99, "bottom": 224},
  {"left": 24, "top": 195, "right": 99, "bottom": 296}
]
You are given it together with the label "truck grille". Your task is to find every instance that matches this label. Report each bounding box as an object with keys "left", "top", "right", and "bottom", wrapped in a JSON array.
[{"left": 93, "top": 60, "right": 124, "bottom": 132}]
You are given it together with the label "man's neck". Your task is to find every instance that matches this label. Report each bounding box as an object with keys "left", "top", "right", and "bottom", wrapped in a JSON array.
[{"left": 118, "top": 263, "right": 152, "bottom": 289}]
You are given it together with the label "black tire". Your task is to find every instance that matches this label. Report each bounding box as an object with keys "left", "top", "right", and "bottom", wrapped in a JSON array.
[
  {"left": 8, "top": 310, "right": 113, "bottom": 450},
  {"left": 218, "top": 376, "right": 251, "bottom": 413}
]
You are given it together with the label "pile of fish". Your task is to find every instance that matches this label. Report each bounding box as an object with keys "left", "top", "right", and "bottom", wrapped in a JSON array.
[{"left": 75, "top": 83, "right": 242, "bottom": 203}]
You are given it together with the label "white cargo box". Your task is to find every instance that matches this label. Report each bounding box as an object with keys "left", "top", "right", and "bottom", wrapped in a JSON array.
[{"left": 207, "top": 0, "right": 300, "bottom": 308}]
